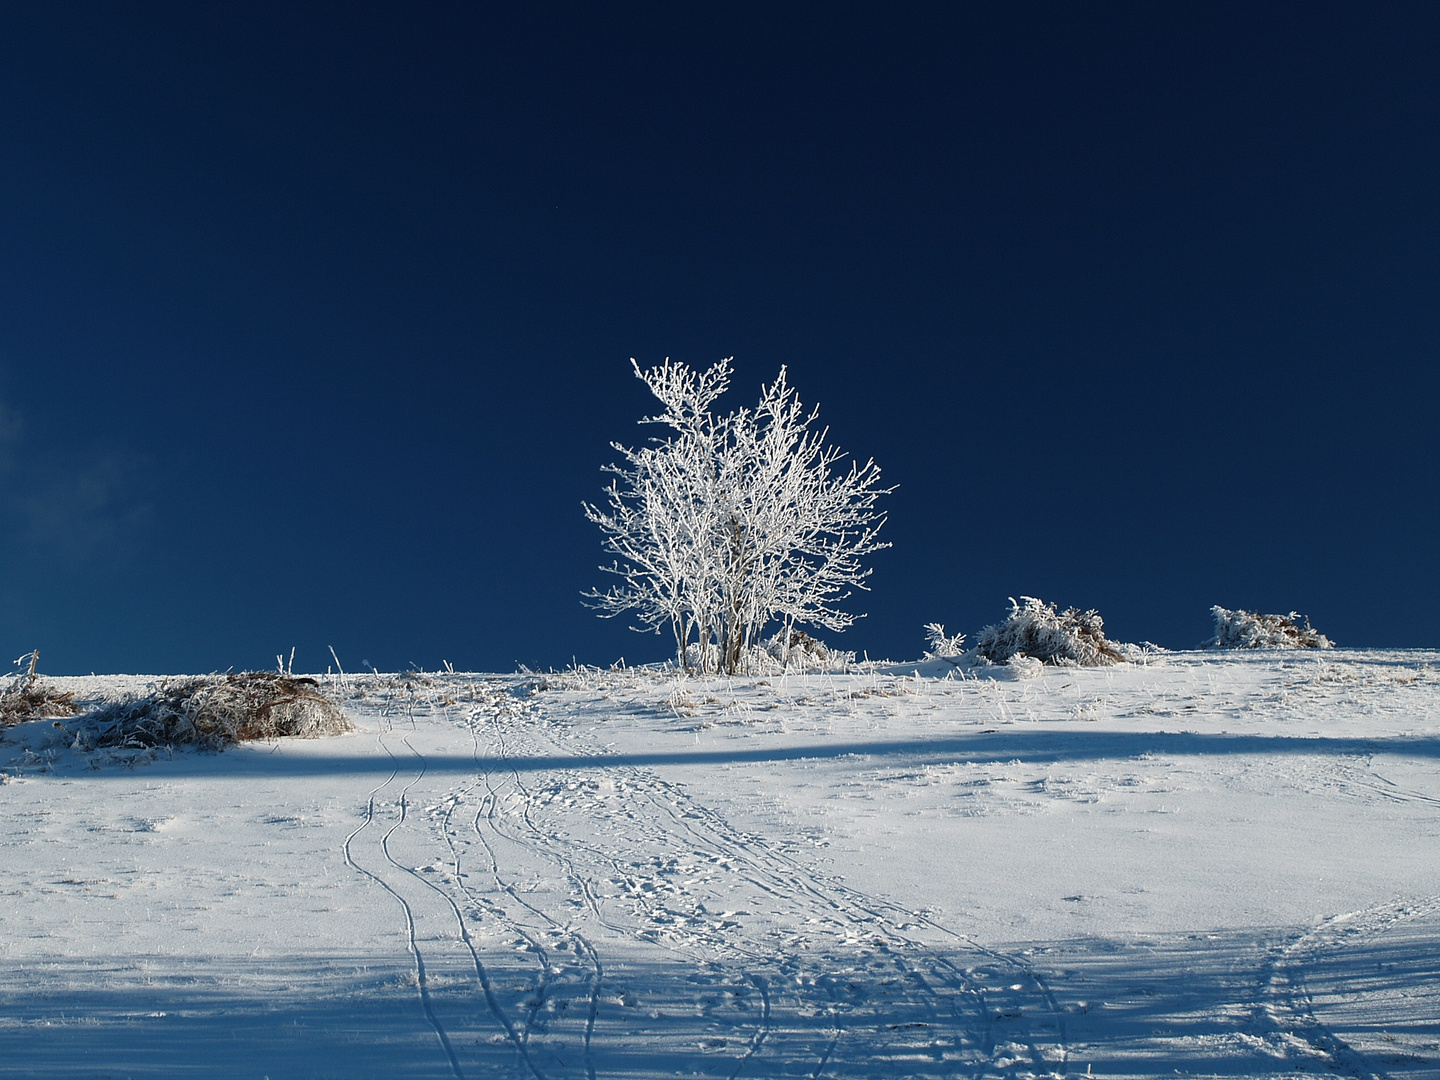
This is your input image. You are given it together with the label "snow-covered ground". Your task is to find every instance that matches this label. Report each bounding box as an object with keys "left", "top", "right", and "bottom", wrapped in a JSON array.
[{"left": 2, "top": 650, "right": 1437, "bottom": 1079}]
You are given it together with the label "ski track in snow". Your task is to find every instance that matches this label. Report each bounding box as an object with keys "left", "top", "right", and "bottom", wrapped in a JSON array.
[
  {"left": 2, "top": 650, "right": 1438, "bottom": 1078},
  {"left": 471, "top": 696, "right": 1070, "bottom": 1079},
  {"left": 327, "top": 678, "right": 1073, "bottom": 1078},
  {"left": 1256, "top": 896, "right": 1440, "bottom": 1079},
  {"left": 339, "top": 701, "right": 457, "bottom": 1071}
]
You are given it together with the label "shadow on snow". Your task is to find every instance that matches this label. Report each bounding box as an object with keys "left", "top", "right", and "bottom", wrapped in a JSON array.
[
  {"left": 17, "top": 729, "right": 1440, "bottom": 782},
  {"left": 3, "top": 920, "right": 1438, "bottom": 1080}
]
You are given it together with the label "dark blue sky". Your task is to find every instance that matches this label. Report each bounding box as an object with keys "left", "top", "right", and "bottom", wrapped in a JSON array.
[{"left": 2, "top": 3, "right": 1437, "bottom": 674}]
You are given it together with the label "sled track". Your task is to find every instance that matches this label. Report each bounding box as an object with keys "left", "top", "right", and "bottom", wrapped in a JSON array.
[
  {"left": 729, "top": 973, "right": 771, "bottom": 1080},
  {"left": 476, "top": 712, "right": 885, "bottom": 1077},
  {"left": 345, "top": 676, "right": 1440, "bottom": 1080},
  {"left": 1335, "top": 757, "right": 1440, "bottom": 809},
  {"left": 340, "top": 689, "right": 591, "bottom": 1080}
]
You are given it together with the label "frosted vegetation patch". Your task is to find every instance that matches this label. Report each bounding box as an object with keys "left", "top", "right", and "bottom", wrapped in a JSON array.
[
  {"left": 922, "top": 623, "right": 968, "bottom": 661},
  {"left": 678, "top": 628, "right": 855, "bottom": 675},
  {"left": 65, "top": 672, "right": 352, "bottom": 751},
  {"left": 1208, "top": 606, "right": 1334, "bottom": 649},
  {"left": 759, "top": 628, "right": 855, "bottom": 673},
  {"left": 974, "top": 596, "right": 1124, "bottom": 667},
  {"left": 0, "top": 651, "right": 80, "bottom": 730}
]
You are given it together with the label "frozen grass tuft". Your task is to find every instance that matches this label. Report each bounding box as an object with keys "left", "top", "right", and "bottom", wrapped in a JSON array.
[
  {"left": 922, "top": 623, "right": 967, "bottom": 661},
  {"left": 1207, "top": 606, "right": 1333, "bottom": 649},
  {"left": 974, "top": 597, "right": 1124, "bottom": 667},
  {"left": 0, "top": 651, "right": 80, "bottom": 730},
  {"left": 67, "top": 672, "right": 352, "bottom": 751}
]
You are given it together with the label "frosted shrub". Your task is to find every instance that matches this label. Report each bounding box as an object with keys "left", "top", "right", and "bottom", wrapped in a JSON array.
[
  {"left": 684, "top": 629, "right": 855, "bottom": 674},
  {"left": 974, "top": 597, "right": 1123, "bottom": 667},
  {"left": 1208, "top": 606, "right": 1333, "bottom": 649},
  {"left": 0, "top": 651, "right": 79, "bottom": 730},
  {"left": 68, "top": 672, "right": 352, "bottom": 751},
  {"left": 761, "top": 628, "right": 854, "bottom": 672}
]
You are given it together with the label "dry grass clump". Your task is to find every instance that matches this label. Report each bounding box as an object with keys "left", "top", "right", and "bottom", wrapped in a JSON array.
[
  {"left": 73, "top": 672, "right": 352, "bottom": 751},
  {"left": 1208, "top": 606, "right": 1333, "bottom": 649},
  {"left": 0, "top": 652, "right": 80, "bottom": 730},
  {"left": 974, "top": 596, "right": 1124, "bottom": 667}
]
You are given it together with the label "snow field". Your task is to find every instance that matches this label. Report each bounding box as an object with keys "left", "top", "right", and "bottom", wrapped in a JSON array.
[{"left": 1, "top": 651, "right": 1437, "bottom": 1078}]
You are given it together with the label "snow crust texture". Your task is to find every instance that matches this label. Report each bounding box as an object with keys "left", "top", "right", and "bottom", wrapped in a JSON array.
[{"left": 2, "top": 652, "right": 1438, "bottom": 1079}]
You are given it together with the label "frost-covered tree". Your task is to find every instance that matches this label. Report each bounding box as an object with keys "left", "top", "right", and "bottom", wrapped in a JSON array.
[
  {"left": 583, "top": 358, "right": 728, "bottom": 666},
  {"left": 585, "top": 358, "right": 891, "bottom": 674}
]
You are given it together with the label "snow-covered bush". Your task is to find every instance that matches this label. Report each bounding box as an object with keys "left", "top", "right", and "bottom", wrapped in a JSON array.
[
  {"left": 682, "top": 628, "right": 855, "bottom": 675},
  {"left": 761, "top": 628, "right": 854, "bottom": 672},
  {"left": 1207, "top": 606, "right": 1333, "bottom": 649},
  {"left": 586, "top": 358, "right": 890, "bottom": 675},
  {"left": 922, "top": 623, "right": 967, "bottom": 660},
  {"left": 974, "top": 597, "right": 1124, "bottom": 666},
  {"left": 1003, "top": 654, "right": 1045, "bottom": 679},
  {"left": 0, "top": 651, "right": 79, "bottom": 730},
  {"left": 66, "top": 672, "right": 352, "bottom": 750}
]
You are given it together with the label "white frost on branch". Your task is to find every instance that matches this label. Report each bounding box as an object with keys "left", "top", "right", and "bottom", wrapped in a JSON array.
[{"left": 584, "top": 358, "right": 891, "bottom": 675}]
